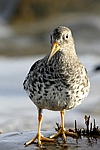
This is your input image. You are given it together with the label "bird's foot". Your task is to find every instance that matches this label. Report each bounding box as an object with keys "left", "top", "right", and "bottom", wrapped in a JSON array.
[
  {"left": 25, "top": 133, "right": 55, "bottom": 148},
  {"left": 49, "top": 124, "right": 78, "bottom": 142}
]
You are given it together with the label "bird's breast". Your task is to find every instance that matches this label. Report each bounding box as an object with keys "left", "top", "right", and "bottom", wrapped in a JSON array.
[{"left": 24, "top": 55, "right": 90, "bottom": 111}]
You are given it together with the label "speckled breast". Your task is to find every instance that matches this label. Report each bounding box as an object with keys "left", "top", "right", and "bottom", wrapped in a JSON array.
[{"left": 25, "top": 64, "right": 90, "bottom": 111}]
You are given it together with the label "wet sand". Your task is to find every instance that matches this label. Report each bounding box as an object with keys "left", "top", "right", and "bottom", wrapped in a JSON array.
[{"left": 0, "top": 131, "right": 100, "bottom": 150}]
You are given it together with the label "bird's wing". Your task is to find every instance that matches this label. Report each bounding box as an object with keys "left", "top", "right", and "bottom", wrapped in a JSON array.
[{"left": 23, "top": 59, "right": 41, "bottom": 90}]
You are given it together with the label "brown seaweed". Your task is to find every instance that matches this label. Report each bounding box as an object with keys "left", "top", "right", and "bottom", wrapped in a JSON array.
[{"left": 55, "top": 115, "right": 100, "bottom": 139}]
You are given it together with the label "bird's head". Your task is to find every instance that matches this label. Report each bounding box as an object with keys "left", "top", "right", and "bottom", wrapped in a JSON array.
[{"left": 47, "top": 26, "right": 74, "bottom": 64}]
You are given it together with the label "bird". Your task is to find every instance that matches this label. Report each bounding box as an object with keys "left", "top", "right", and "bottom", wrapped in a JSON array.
[{"left": 23, "top": 26, "right": 90, "bottom": 148}]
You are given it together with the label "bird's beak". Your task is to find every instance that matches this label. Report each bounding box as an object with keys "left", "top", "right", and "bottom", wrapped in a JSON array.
[{"left": 47, "top": 42, "right": 60, "bottom": 64}]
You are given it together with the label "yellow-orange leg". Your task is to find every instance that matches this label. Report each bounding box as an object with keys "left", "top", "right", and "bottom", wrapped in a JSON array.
[
  {"left": 50, "top": 109, "right": 78, "bottom": 141},
  {"left": 25, "top": 108, "right": 55, "bottom": 148}
]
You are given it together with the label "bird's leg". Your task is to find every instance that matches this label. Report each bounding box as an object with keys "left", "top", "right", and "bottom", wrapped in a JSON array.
[
  {"left": 25, "top": 108, "right": 55, "bottom": 148},
  {"left": 50, "top": 109, "right": 78, "bottom": 141},
  {"left": 61, "top": 109, "right": 66, "bottom": 142},
  {"left": 49, "top": 110, "right": 66, "bottom": 141}
]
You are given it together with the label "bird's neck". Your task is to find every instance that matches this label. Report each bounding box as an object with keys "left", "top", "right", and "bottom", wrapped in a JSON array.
[
  {"left": 45, "top": 44, "right": 79, "bottom": 67},
  {"left": 60, "top": 44, "right": 78, "bottom": 60}
]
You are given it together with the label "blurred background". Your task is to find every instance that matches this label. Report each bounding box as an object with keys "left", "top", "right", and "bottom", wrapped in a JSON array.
[{"left": 0, "top": 0, "right": 100, "bottom": 133}]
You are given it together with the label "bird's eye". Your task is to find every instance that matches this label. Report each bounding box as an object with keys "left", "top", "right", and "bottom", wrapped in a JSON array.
[
  {"left": 63, "top": 34, "right": 69, "bottom": 41},
  {"left": 65, "top": 34, "right": 68, "bottom": 39},
  {"left": 50, "top": 35, "right": 52, "bottom": 43}
]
